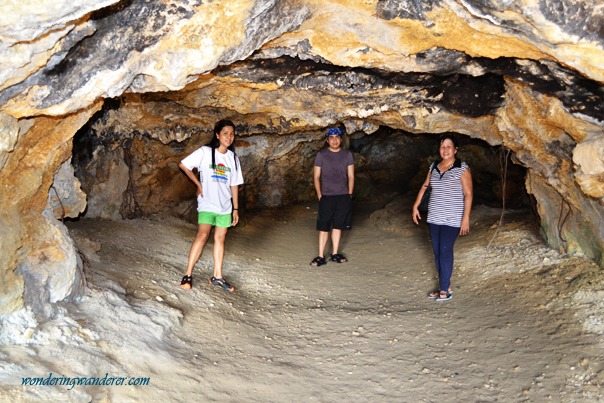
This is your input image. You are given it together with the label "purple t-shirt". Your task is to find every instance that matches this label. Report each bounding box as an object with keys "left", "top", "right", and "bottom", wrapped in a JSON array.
[{"left": 314, "top": 148, "right": 354, "bottom": 196}]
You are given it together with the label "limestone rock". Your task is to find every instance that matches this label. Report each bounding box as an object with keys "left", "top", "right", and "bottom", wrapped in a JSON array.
[
  {"left": 573, "top": 137, "right": 604, "bottom": 198},
  {"left": 46, "top": 158, "right": 87, "bottom": 219},
  {"left": 78, "top": 147, "right": 129, "bottom": 220},
  {"left": 16, "top": 211, "right": 84, "bottom": 319},
  {"left": 0, "top": 112, "right": 19, "bottom": 170},
  {"left": 0, "top": 107, "right": 100, "bottom": 316}
]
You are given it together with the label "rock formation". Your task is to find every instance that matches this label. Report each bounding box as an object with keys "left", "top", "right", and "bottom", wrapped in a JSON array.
[{"left": 0, "top": 0, "right": 602, "bottom": 330}]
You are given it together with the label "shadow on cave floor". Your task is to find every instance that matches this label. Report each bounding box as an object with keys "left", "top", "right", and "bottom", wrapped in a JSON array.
[{"left": 9, "top": 196, "right": 602, "bottom": 402}]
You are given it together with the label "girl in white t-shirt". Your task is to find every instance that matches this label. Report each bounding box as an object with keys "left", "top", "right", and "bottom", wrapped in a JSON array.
[{"left": 178, "top": 119, "right": 244, "bottom": 292}]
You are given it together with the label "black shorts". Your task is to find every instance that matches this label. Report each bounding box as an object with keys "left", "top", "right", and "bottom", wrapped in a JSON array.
[{"left": 316, "top": 194, "right": 352, "bottom": 232}]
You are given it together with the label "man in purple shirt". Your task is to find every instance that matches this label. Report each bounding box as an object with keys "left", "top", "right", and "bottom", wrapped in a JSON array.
[{"left": 310, "top": 127, "right": 355, "bottom": 267}]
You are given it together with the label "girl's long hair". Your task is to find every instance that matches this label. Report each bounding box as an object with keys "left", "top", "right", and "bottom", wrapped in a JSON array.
[{"left": 208, "top": 119, "right": 238, "bottom": 170}]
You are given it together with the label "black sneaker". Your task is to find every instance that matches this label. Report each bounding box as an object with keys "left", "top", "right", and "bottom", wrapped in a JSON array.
[{"left": 209, "top": 276, "right": 235, "bottom": 292}]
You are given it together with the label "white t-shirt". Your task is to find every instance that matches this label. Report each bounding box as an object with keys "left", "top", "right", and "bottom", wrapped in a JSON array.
[{"left": 181, "top": 146, "right": 244, "bottom": 215}]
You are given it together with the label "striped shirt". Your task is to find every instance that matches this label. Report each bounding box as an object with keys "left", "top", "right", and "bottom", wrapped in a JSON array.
[{"left": 426, "top": 160, "right": 469, "bottom": 228}]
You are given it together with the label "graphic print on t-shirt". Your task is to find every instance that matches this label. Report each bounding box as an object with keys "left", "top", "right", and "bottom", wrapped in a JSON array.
[{"left": 210, "top": 163, "right": 231, "bottom": 183}]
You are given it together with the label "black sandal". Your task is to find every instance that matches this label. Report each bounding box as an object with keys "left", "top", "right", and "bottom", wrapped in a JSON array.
[
  {"left": 330, "top": 253, "right": 348, "bottom": 263},
  {"left": 310, "top": 256, "right": 327, "bottom": 267},
  {"left": 209, "top": 276, "right": 235, "bottom": 292},
  {"left": 180, "top": 275, "right": 192, "bottom": 289}
]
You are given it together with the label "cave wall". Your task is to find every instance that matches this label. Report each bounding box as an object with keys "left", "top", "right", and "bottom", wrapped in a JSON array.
[
  {"left": 73, "top": 115, "right": 529, "bottom": 217},
  {"left": 0, "top": 0, "right": 602, "bottom": 324},
  {"left": 0, "top": 106, "right": 101, "bottom": 319}
]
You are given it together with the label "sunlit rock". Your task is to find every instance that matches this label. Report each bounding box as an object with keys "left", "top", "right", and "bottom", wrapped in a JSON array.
[
  {"left": 46, "top": 158, "right": 87, "bottom": 219},
  {"left": 0, "top": 108, "right": 100, "bottom": 316},
  {"left": 0, "top": 112, "right": 18, "bottom": 170},
  {"left": 573, "top": 137, "right": 604, "bottom": 198},
  {"left": 0, "top": 307, "right": 38, "bottom": 345},
  {"left": 16, "top": 210, "right": 84, "bottom": 318}
]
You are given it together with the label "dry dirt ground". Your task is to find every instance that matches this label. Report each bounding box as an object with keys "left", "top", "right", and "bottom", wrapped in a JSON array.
[{"left": 1, "top": 196, "right": 603, "bottom": 402}]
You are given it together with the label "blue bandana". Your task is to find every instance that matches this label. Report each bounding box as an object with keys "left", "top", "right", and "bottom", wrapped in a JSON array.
[{"left": 326, "top": 127, "right": 343, "bottom": 137}]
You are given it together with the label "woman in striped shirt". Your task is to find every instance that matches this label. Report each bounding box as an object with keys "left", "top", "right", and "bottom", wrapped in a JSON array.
[{"left": 412, "top": 134, "right": 473, "bottom": 302}]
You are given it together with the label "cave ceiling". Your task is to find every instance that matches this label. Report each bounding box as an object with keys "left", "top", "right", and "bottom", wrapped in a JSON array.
[{"left": 0, "top": 0, "right": 603, "bottom": 316}]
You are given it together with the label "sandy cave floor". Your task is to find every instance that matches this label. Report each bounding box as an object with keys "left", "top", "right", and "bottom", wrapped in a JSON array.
[{"left": 1, "top": 197, "right": 604, "bottom": 402}]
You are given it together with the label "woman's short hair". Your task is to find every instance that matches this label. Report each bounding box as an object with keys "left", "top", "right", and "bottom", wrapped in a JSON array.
[{"left": 439, "top": 133, "right": 458, "bottom": 148}]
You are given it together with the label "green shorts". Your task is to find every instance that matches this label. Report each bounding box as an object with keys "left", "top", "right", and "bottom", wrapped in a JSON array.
[{"left": 198, "top": 211, "right": 232, "bottom": 228}]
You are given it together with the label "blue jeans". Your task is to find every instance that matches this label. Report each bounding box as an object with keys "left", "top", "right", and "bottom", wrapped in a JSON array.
[{"left": 428, "top": 224, "right": 460, "bottom": 291}]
